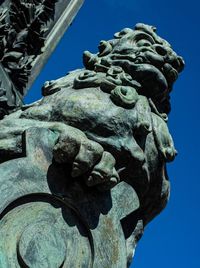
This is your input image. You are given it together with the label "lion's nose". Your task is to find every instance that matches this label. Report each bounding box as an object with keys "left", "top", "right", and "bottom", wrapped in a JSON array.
[{"left": 176, "top": 56, "right": 185, "bottom": 72}]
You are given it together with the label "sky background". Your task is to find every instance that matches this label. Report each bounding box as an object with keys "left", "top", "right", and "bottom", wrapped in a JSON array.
[{"left": 25, "top": 0, "right": 199, "bottom": 267}]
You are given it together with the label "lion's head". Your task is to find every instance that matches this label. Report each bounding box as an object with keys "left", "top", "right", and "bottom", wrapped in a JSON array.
[{"left": 83, "top": 23, "right": 184, "bottom": 114}]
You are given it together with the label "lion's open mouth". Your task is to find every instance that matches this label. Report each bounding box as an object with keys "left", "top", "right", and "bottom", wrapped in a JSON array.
[
  {"left": 111, "top": 59, "right": 168, "bottom": 97},
  {"left": 111, "top": 52, "right": 178, "bottom": 98},
  {"left": 130, "top": 63, "right": 168, "bottom": 96}
]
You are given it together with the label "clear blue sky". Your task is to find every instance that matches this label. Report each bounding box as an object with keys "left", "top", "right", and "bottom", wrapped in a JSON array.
[{"left": 25, "top": 0, "right": 199, "bottom": 267}]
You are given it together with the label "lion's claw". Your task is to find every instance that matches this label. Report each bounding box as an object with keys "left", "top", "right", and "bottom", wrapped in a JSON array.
[
  {"left": 71, "top": 140, "right": 103, "bottom": 177},
  {"left": 86, "top": 151, "right": 120, "bottom": 189}
]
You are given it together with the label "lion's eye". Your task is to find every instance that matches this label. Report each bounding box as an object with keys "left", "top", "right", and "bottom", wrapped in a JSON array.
[
  {"left": 153, "top": 45, "right": 168, "bottom": 56},
  {"left": 136, "top": 40, "right": 152, "bottom": 47}
]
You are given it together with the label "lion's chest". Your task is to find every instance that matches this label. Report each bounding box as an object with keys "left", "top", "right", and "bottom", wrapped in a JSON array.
[{"left": 54, "top": 88, "right": 136, "bottom": 139}]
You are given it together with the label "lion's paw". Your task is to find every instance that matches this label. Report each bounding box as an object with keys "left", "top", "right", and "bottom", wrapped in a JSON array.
[{"left": 53, "top": 127, "right": 119, "bottom": 190}]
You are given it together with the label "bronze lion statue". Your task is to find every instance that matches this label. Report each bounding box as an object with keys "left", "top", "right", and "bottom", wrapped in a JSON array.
[{"left": 0, "top": 24, "right": 184, "bottom": 267}]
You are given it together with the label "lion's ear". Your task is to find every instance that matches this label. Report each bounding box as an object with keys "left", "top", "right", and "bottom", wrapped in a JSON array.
[{"left": 135, "top": 23, "right": 157, "bottom": 33}]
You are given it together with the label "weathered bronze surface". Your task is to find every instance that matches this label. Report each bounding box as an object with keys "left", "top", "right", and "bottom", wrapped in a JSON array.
[{"left": 0, "top": 20, "right": 184, "bottom": 267}]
